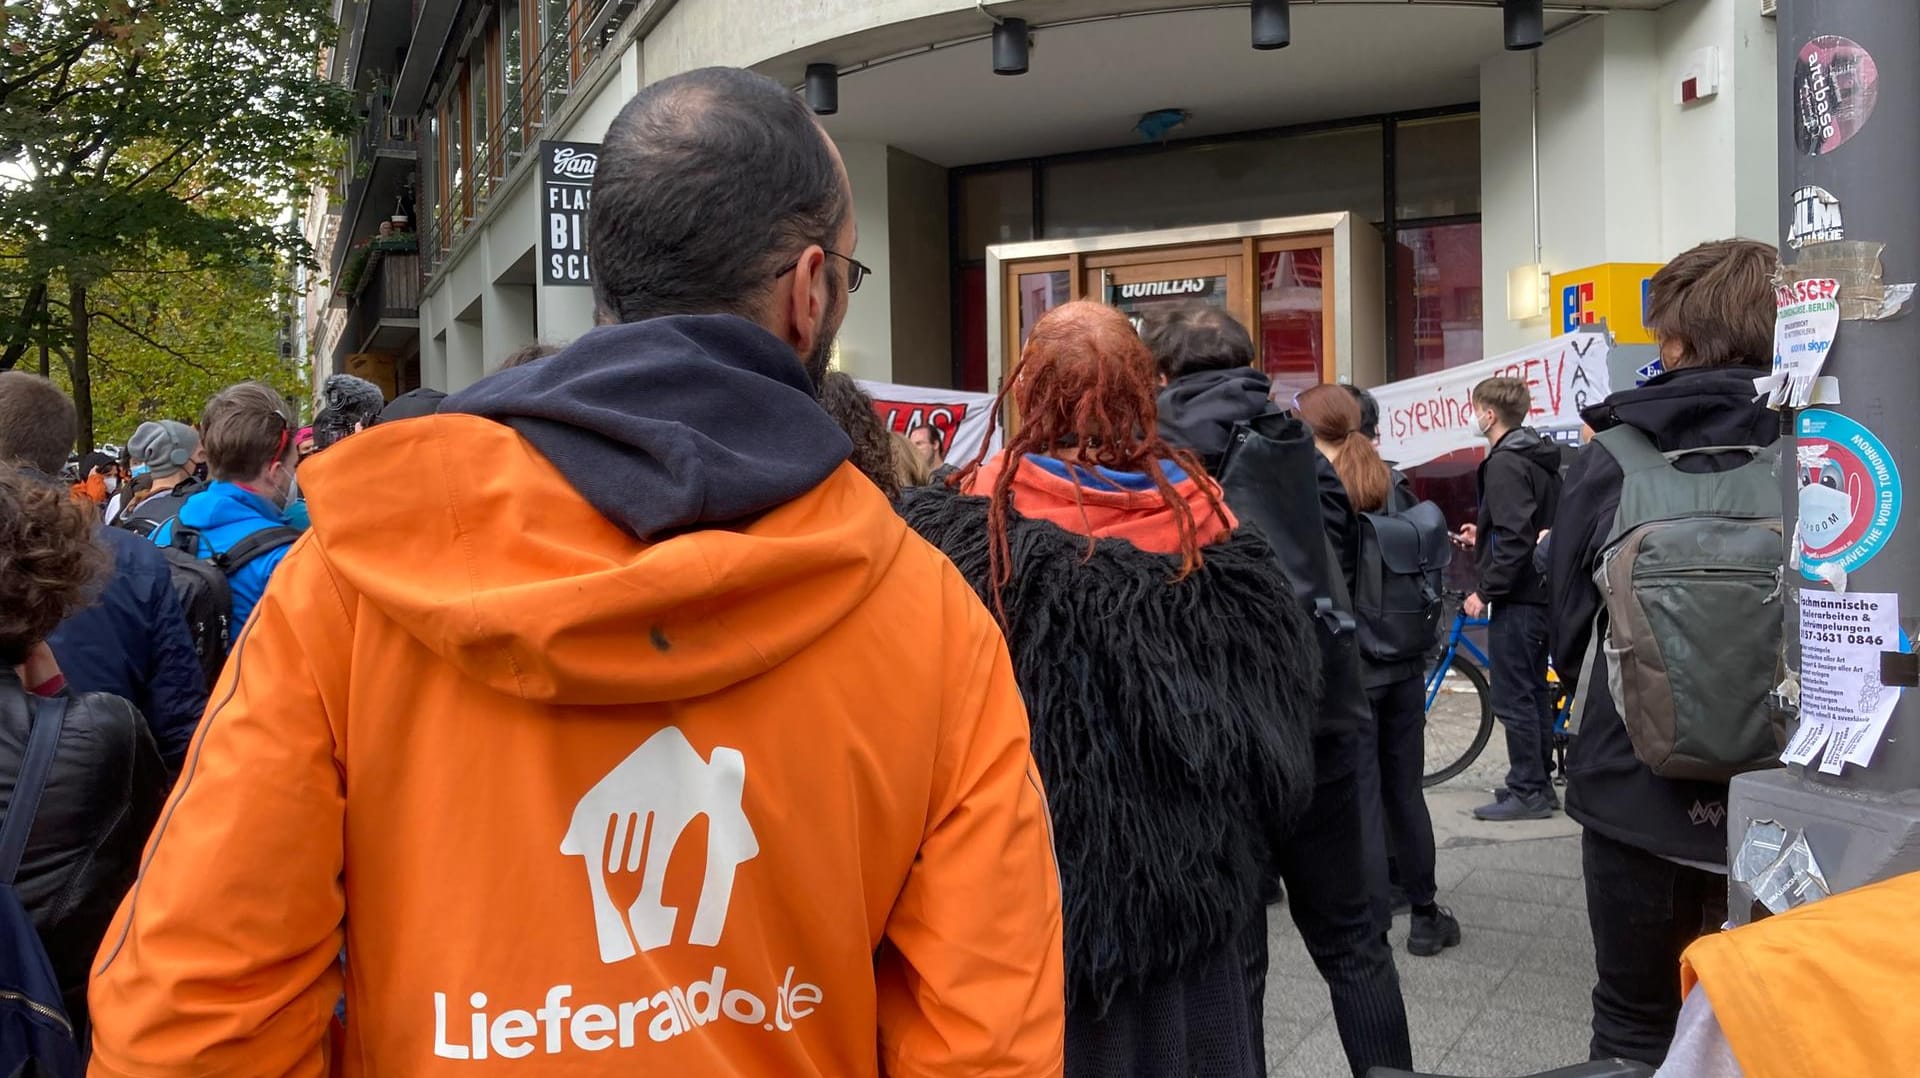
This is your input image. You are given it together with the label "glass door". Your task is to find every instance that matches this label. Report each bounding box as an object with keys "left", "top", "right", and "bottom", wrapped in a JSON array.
[{"left": 1085, "top": 247, "right": 1247, "bottom": 336}]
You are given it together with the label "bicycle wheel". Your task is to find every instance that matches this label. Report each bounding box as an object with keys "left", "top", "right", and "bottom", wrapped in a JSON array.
[{"left": 1423, "top": 653, "right": 1495, "bottom": 788}]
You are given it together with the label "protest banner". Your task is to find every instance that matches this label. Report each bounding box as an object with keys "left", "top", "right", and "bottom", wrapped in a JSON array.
[
  {"left": 857, "top": 380, "right": 1003, "bottom": 465},
  {"left": 1373, "top": 330, "right": 1611, "bottom": 468}
]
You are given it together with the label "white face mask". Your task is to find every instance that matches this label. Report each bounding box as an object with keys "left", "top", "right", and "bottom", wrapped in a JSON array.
[
  {"left": 103, "top": 475, "right": 120, "bottom": 493},
  {"left": 1475, "top": 411, "right": 1496, "bottom": 438},
  {"left": 1799, "top": 476, "right": 1856, "bottom": 550}
]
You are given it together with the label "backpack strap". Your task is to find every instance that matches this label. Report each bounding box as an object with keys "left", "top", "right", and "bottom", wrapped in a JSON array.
[
  {"left": 0, "top": 696, "right": 69, "bottom": 886},
  {"left": 1591, "top": 424, "right": 1670, "bottom": 475},
  {"left": 213, "top": 525, "right": 300, "bottom": 576}
]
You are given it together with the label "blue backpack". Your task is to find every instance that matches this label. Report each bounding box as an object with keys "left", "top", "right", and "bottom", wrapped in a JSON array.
[{"left": 0, "top": 695, "right": 83, "bottom": 1076}]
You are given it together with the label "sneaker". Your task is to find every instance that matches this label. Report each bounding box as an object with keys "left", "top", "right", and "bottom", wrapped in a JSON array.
[
  {"left": 1473, "top": 790, "right": 1553, "bottom": 821},
  {"left": 1408, "top": 906, "right": 1461, "bottom": 957},
  {"left": 1546, "top": 784, "right": 1563, "bottom": 812}
]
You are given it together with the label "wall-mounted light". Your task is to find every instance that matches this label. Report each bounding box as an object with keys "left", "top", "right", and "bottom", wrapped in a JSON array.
[
  {"left": 1504, "top": 0, "right": 1544, "bottom": 50},
  {"left": 1506, "top": 263, "right": 1549, "bottom": 321},
  {"left": 993, "top": 17, "right": 1029, "bottom": 75},
  {"left": 804, "top": 63, "right": 839, "bottom": 115},
  {"left": 1251, "top": 0, "right": 1290, "bottom": 50}
]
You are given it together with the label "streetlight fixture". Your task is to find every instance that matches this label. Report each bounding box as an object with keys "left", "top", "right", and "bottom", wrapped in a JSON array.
[
  {"left": 993, "top": 17, "right": 1029, "bottom": 75},
  {"left": 804, "top": 63, "right": 839, "bottom": 115},
  {"left": 1504, "top": 0, "right": 1544, "bottom": 50},
  {"left": 1251, "top": 0, "right": 1291, "bottom": 50}
]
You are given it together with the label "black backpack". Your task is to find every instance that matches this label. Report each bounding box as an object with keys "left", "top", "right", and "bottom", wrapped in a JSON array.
[
  {"left": 162, "top": 523, "right": 300, "bottom": 686},
  {"left": 1354, "top": 484, "right": 1452, "bottom": 665},
  {"left": 0, "top": 695, "right": 83, "bottom": 1077},
  {"left": 116, "top": 480, "right": 201, "bottom": 539}
]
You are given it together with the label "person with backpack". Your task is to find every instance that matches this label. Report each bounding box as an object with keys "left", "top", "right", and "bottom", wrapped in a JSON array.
[
  {"left": 0, "top": 374, "right": 208, "bottom": 778},
  {"left": 149, "top": 382, "right": 304, "bottom": 640},
  {"left": 1151, "top": 305, "right": 1413, "bottom": 1078},
  {"left": 116, "top": 421, "right": 204, "bottom": 537},
  {"left": 1296, "top": 386, "right": 1459, "bottom": 959},
  {"left": 1549, "top": 238, "right": 1782, "bottom": 1067},
  {"left": 1457, "top": 376, "right": 1564, "bottom": 822},
  {"left": 0, "top": 466, "right": 167, "bottom": 1068}
]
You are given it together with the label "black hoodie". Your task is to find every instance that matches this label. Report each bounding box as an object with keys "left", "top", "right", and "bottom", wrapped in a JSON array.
[
  {"left": 444, "top": 314, "right": 851, "bottom": 539},
  {"left": 1473, "top": 427, "right": 1563, "bottom": 605},
  {"left": 1551, "top": 366, "right": 1780, "bottom": 864},
  {"left": 1156, "top": 366, "right": 1277, "bottom": 473}
]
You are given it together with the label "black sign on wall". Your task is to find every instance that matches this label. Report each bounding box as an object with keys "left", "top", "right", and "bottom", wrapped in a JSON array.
[{"left": 541, "top": 140, "right": 599, "bottom": 286}]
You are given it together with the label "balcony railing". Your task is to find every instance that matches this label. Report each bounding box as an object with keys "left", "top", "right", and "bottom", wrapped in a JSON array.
[
  {"left": 334, "top": 246, "right": 421, "bottom": 368},
  {"left": 421, "top": 0, "right": 638, "bottom": 274}
]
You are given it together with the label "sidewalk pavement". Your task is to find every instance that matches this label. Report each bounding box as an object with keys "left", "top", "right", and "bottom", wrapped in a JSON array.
[{"left": 1264, "top": 776, "right": 1594, "bottom": 1077}]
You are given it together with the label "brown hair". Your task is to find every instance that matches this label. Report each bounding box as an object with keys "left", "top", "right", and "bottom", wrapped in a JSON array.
[
  {"left": 1139, "top": 303, "right": 1256, "bottom": 381},
  {"left": 499, "top": 341, "right": 559, "bottom": 370},
  {"left": 0, "top": 469, "right": 110, "bottom": 665},
  {"left": 1296, "top": 384, "right": 1391, "bottom": 513},
  {"left": 201, "top": 382, "right": 295, "bottom": 483},
  {"left": 817, "top": 371, "right": 899, "bottom": 500},
  {"left": 1644, "top": 238, "right": 1777, "bottom": 370},
  {"left": 1472, "top": 376, "right": 1531, "bottom": 429},
  {"left": 958, "top": 301, "right": 1221, "bottom": 621},
  {"left": 0, "top": 372, "right": 79, "bottom": 476},
  {"left": 891, "top": 433, "right": 932, "bottom": 491}
]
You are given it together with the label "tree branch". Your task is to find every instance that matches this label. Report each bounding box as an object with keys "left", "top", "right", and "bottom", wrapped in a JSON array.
[{"left": 88, "top": 308, "right": 218, "bottom": 376}]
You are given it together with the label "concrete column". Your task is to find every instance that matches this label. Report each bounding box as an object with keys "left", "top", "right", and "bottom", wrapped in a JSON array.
[
  {"left": 483, "top": 283, "right": 537, "bottom": 374},
  {"left": 833, "top": 138, "right": 894, "bottom": 381},
  {"left": 445, "top": 312, "right": 485, "bottom": 391},
  {"left": 1481, "top": 0, "right": 1778, "bottom": 356}
]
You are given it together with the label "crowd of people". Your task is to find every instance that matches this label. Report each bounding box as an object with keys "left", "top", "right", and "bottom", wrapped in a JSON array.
[{"left": 0, "top": 63, "right": 1904, "bottom": 1078}]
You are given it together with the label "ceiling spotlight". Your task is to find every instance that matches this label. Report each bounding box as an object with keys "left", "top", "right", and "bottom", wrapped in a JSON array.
[
  {"left": 804, "top": 63, "right": 839, "bottom": 115},
  {"left": 993, "top": 17, "right": 1029, "bottom": 76},
  {"left": 1504, "top": 0, "right": 1544, "bottom": 50},
  {"left": 1251, "top": 0, "right": 1290, "bottom": 50}
]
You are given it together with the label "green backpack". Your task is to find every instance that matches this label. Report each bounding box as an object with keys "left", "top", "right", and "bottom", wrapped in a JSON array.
[{"left": 1578, "top": 425, "right": 1786, "bottom": 781}]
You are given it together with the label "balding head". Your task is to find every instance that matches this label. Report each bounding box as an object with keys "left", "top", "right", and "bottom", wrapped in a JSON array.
[{"left": 588, "top": 67, "right": 851, "bottom": 328}]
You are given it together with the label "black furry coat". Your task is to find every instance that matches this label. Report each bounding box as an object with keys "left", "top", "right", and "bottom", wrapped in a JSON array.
[{"left": 901, "top": 484, "right": 1319, "bottom": 1061}]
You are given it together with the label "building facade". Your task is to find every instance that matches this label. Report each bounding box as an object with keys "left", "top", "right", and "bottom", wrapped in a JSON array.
[{"left": 311, "top": 0, "right": 1779, "bottom": 450}]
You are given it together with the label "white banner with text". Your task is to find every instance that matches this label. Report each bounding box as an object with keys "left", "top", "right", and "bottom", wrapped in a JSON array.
[
  {"left": 857, "top": 381, "right": 1003, "bottom": 466},
  {"left": 1372, "top": 330, "right": 1612, "bottom": 468}
]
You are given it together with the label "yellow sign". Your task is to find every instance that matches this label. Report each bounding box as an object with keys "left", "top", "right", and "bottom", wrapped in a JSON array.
[{"left": 1549, "top": 263, "right": 1663, "bottom": 344}]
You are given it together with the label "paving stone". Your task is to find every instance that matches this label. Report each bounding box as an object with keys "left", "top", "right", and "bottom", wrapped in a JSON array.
[
  {"left": 1448, "top": 1006, "right": 1593, "bottom": 1069},
  {"left": 1447, "top": 865, "right": 1587, "bottom": 908}
]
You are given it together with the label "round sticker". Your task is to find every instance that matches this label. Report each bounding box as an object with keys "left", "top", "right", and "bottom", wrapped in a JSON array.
[
  {"left": 1797, "top": 409, "right": 1901, "bottom": 580},
  {"left": 1795, "top": 36, "right": 1879, "bottom": 157}
]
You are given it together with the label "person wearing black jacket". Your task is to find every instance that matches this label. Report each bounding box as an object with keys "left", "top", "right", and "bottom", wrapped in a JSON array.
[
  {"left": 1460, "top": 376, "right": 1563, "bottom": 822},
  {"left": 0, "top": 466, "right": 168, "bottom": 1043},
  {"left": 0, "top": 374, "right": 209, "bottom": 778},
  {"left": 1150, "top": 304, "right": 1413, "bottom": 1077},
  {"left": 1549, "top": 238, "right": 1780, "bottom": 1066}
]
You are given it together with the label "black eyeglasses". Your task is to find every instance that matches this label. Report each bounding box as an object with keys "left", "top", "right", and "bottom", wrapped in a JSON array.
[{"left": 774, "top": 248, "right": 871, "bottom": 294}]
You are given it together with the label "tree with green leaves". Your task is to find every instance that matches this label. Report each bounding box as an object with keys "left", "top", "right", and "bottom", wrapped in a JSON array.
[{"left": 0, "top": 0, "right": 355, "bottom": 446}]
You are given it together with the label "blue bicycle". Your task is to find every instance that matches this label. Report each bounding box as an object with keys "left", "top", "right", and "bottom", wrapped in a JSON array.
[{"left": 1421, "top": 592, "right": 1574, "bottom": 788}]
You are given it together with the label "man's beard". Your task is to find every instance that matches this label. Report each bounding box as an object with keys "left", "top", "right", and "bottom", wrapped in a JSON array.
[{"left": 802, "top": 288, "right": 845, "bottom": 396}]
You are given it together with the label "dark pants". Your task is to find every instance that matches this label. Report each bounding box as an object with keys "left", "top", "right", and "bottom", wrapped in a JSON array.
[
  {"left": 1487, "top": 601, "right": 1554, "bottom": 797},
  {"left": 1367, "top": 675, "right": 1438, "bottom": 908},
  {"left": 1276, "top": 732, "right": 1414, "bottom": 1077},
  {"left": 1582, "top": 829, "right": 1727, "bottom": 1066}
]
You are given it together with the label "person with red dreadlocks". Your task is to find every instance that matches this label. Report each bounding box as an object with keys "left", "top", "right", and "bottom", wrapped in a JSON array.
[{"left": 900, "top": 300, "right": 1320, "bottom": 1078}]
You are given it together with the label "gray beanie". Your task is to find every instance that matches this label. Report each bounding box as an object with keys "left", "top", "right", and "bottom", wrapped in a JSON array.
[{"left": 129, "top": 420, "right": 200, "bottom": 478}]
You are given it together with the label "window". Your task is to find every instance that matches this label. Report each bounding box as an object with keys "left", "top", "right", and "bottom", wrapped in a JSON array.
[
  {"left": 1395, "top": 114, "right": 1480, "bottom": 220},
  {"left": 1397, "top": 222, "right": 1483, "bottom": 376},
  {"left": 447, "top": 77, "right": 466, "bottom": 226},
  {"left": 502, "top": 0, "right": 524, "bottom": 160},
  {"left": 470, "top": 47, "right": 491, "bottom": 202},
  {"left": 1042, "top": 125, "right": 1384, "bottom": 239}
]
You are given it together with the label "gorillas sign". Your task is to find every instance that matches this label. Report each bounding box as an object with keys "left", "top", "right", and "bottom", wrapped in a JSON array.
[{"left": 541, "top": 141, "right": 599, "bottom": 286}]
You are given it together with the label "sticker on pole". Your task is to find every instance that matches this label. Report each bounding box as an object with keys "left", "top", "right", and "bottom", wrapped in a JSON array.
[
  {"left": 1787, "top": 185, "right": 1845, "bottom": 249},
  {"left": 1795, "top": 36, "right": 1879, "bottom": 157},
  {"left": 1769, "top": 278, "right": 1840, "bottom": 408},
  {"left": 1781, "top": 592, "right": 1903, "bottom": 772},
  {"left": 1797, "top": 410, "right": 1901, "bottom": 580}
]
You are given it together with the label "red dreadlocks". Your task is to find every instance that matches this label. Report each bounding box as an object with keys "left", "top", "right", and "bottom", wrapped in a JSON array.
[{"left": 953, "top": 300, "right": 1224, "bottom": 621}]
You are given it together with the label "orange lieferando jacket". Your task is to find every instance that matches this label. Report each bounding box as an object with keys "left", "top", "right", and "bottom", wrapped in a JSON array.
[{"left": 86, "top": 414, "right": 1065, "bottom": 1077}]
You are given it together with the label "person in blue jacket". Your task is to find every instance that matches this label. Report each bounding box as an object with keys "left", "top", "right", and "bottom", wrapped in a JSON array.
[
  {"left": 0, "top": 372, "right": 210, "bottom": 779},
  {"left": 151, "top": 382, "right": 304, "bottom": 634}
]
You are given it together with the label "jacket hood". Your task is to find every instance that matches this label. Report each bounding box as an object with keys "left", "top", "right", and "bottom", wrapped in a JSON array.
[
  {"left": 176, "top": 481, "right": 287, "bottom": 532},
  {"left": 297, "top": 415, "right": 905, "bottom": 706},
  {"left": 1156, "top": 366, "right": 1277, "bottom": 463},
  {"left": 444, "top": 314, "right": 851, "bottom": 540},
  {"left": 1583, "top": 366, "right": 1777, "bottom": 447},
  {"left": 1490, "top": 426, "right": 1565, "bottom": 474}
]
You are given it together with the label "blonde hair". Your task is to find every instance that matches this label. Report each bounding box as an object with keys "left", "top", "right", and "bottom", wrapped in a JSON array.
[{"left": 891, "top": 433, "right": 932, "bottom": 491}]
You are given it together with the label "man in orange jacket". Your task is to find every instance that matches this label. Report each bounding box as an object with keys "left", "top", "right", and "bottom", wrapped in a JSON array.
[{"left": 87, "top": 66, "right": 1066, "bottom": 1077}]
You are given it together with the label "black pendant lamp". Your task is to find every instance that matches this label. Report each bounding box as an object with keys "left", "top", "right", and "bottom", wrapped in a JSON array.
[
  {"left": 804, "top": 63, "right": 838, "bottom": 115},
  {"left": 993, "top": 17, "right": 1029, "bottom": 75},
  {"left": 1503, "top": 0, "right": 1544, "bottom": 50},
  {"left": 1251, "top": 0, "right": 1290, "bottom": 50}
]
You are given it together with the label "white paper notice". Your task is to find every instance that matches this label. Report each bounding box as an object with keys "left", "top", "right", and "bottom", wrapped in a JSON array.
[
  {"left": 1796, "top": 591, "right": 1901, "bottom": 772},
  {"left": 1770, "top": 278, "right": 1841, "bottom": 409}
]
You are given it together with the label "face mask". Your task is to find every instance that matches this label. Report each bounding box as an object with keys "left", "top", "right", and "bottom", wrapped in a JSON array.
[
  {"left": 1799, "top": 475, "right": 1857, "bottom": 550},
  {"left": 104, "top": 475, "right": 120, "bottom": 493},
  {"left": 1475, "top": 412, "right": 1495, "bottom": 437},
  {"left": 132, "top": 464, "right": 150, "bottom": 478}
]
